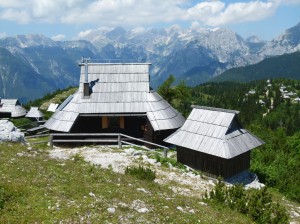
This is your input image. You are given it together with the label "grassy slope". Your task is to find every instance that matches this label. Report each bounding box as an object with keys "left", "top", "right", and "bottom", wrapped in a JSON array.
[
  {"left": 0, "top": 143, "right": 251, "bottom": 223},
  {"left": 39, "top": 87, "right": 78, "bottom": 111}
]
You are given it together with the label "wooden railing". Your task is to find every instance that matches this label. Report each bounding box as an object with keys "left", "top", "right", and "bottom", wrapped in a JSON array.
[{"left": 28, "top": 133, "right": 169, "bottom": 157}]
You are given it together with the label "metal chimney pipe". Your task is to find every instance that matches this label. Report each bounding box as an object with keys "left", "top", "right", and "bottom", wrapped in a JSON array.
[
  {"left": 83, "top": 58, "right": 90, "bottom": 97},
  {"left": 84, "top": 60, "right": 88, "bottom": 83}
]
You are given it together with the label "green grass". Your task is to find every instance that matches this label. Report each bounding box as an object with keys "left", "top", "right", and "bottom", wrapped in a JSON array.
[
  {"left": 39, "top": 87, "right": 77, "bottom": 111},
  {"left": 0, "top": 143, "right": 253, "bottom": 223}
]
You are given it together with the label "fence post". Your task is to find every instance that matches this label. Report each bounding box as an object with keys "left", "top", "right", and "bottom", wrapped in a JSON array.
[
  {"left": 118, "top": 134, "right": 122, "bottom": 149},
  {"left": 163, "top": 148, "right": 168, "bottom": 158},
  {"left": 49, "top": 135, "right": 53, "bottom": 149}
]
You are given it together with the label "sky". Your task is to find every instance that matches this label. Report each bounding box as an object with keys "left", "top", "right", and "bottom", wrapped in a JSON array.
[{"left": 0, "top": 0, "right": 300, "bottom": 41}]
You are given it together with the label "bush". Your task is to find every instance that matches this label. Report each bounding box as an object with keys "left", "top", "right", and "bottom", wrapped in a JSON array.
[
  {"left": 155, "top": 153, "right": 185, "bottom": 170},
  {"left": 125, "top": 165, "right": 156, "bottom": 182},
  {"left": 204, "top": 180, "right": 289, "bottom": 224}
]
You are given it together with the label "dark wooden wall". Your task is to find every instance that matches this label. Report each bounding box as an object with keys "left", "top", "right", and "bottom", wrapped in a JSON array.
[
  {"left": 68, "top": 115, "right": 178, "bottom": 147},
  {"left": 0, "top": 112, "right": 12, "bottom": 118},
  {"left": 71, "top": 115, "right": 148, "bottom": 139},
  {"left": 177, "top": 146, "right": 250, "bottom": 179}
]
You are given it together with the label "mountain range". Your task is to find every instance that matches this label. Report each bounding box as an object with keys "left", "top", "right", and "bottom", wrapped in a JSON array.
[{"left": 0, "top": 22, "right": 300, "bottom": 102}]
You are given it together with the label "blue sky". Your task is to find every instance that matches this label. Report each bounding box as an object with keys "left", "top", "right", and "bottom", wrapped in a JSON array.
[{"left": 0, "top": 0, "right": 299, "bottom": 41}]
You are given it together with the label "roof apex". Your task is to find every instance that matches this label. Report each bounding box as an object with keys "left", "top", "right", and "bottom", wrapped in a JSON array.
[{"left": 191, "top": 105, "right": 240, "bottom": 114}]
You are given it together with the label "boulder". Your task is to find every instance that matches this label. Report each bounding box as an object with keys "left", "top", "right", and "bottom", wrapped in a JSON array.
[{"left": 0, "top": 119, "right": 25, "bottom": 143}]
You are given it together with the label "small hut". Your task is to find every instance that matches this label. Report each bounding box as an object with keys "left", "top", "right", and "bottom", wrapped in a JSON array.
[
  {"left": 0, "top": 99, "right": 27, "bottom": 118},
  {"left": 47, "top": 103, "right": 59, "bottom": 112},
  {"left": 164, "top": 105, "right": 264, "bottom": 179},
  {"left": 26, "top": 107, "right": 44, "bottom": 121},
  {"left": 44, "top": 61, "right": 185, "bottom": 145}
]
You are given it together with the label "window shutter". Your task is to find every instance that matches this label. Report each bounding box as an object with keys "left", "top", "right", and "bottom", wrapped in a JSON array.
[
  {"left": 120, "top": 116, "right": 125, "bottom": 129},
  {"left": 102, "top": 116, "right": 108, "bottom": 129}
]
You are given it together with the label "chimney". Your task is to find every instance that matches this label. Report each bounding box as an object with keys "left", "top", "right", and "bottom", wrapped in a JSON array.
[{"left": 83, "top": 58, "right": 90, "bottom": 97}]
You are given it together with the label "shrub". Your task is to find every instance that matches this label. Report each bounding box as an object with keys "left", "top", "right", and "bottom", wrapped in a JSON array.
[
  {"left": 204, "top": 180, "right": 289, "bottom": 224},
  {"left": 125, "top": 165, "right": 156, "bottom": 181},
  {"left": 155, "top": 153, "right": 185, "bottom": 170}
]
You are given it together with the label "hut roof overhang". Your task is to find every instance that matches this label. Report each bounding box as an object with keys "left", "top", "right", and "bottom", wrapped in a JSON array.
[
  {"left": 164, "top": 105, "right": 264, "bottom": 159},
  {"left": 44, "top": 62, "right": 185, "bottom": 132},
  {"left": 25, "top": 107, "right": 44, "bottom": 119},
  {"left": 0, "top": 99, "right": 27, "bottom": 117}
]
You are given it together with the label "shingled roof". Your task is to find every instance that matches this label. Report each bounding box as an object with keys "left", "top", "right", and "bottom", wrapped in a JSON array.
[
  {"left": 45, "top": 63, "right": 185, "bottom": 132},
  {"left": 164, "top": 105, "right": 264, "bottom": 159},
  {"left": 26, "top": 107, "right": 44, "bottom": 119},
  {"left": 0, "top": 99, "right": 27, "bottom": 118}
]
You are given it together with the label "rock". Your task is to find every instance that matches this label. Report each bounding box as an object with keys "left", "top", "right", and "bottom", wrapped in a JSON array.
[
  {"left": 89, "top": 192, "right": 95, "bottom": 197},
  {"left": 137, "top": 208, "right": 149, "bottom": 213},
  {"left": 0, "top": 120, "right": 25, "bottom": 143},
  {"left": 137, "top": 188, "right": 149, "bottom": 194},
  {"left": 107, "top": 207, "right": 116, "bottom": 214},
  {"left": 133, "top": 151, "right": 142, "bottom": 156},
  {"left": 177, "top": 206, "right": 184, "bottom": 212},
  {"left": 189, "top": 209, "right": 195, "bottom": 213},
  {"left": 199, "top": 202, "right": 207, "bottom": 206},
  {"left": 144, "top": 158, "right": 156, "bottom": 165},
  {"left": 124, "top": 148, "right": 135, "bottom": 155}
]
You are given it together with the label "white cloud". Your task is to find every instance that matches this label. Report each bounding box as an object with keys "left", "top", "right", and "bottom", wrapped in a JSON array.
[
  {"left": 205, "top": 1, "right": 278, "bottom": 26},
  {"left": 0, "top": 9, "right": 31, "bottom": 24},
  {"left": 0, "top": 0, "right": 297, "bottom": 28},
  {"left": 77, "top": 29, "right": 93, "bottom": 39},
  {"left": 0, "top": 0, "right": 27, "bottom": 8},
  {"left": 51, "top": 34, "right": 66, "bottom": 41}
]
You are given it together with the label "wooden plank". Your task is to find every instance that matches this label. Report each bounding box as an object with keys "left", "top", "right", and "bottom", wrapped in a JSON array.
[
  {"left": 53, "top": 139, "right": 118, "bottom": 143},
  {"left": 51, "top": 133, "right": 118, "bottom": 137},
  {"left": 121, "top": 133, "right": 168, "bottom": 149},
  {"left": 121, "top": 141, "right": 151, "bottom": 151},
  {"left": 26, "top": 134, "right": 50, "bottom": 139},
  {"left": 30, "top": 141, "right": 49, "bottom": 144}
]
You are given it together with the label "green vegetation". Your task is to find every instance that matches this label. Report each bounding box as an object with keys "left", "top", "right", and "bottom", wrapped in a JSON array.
[
  {"left": 154, "top": 153, "right": 186, "bottom": 170},
  {"left": 25, "top": 86, "right": 77, "bottom": 119},
  {"left": 125, "top": 165, "right": 156, "bottom": 182},
  {"left": 204, "top": 181, "right": 289, "bottom": 224},
  {"left": 0, "top": 143, "right": 253, "bottom": 223},
  {"left": 212, "top": 51, "right": 300, "bottom": 82},
  {"left": 158, "top": 76, "right": 300, "bottom": 203}
]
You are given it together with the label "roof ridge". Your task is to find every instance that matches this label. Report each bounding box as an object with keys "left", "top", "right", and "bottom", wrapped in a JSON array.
[{"left": 191, "top": 105, "right": 239, "bottom": 114}]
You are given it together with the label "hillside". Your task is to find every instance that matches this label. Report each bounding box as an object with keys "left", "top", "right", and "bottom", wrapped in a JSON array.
[
  {"left": 158, "top": 77, "right": 300, "bottom": 204},
  {"left": 0, "top": 143, "right": 254, "bottom": 223},
  {"left": 212, "top": 51, "right": 300, "bottom": 82}
]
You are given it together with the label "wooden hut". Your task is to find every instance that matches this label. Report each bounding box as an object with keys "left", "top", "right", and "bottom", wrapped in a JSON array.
[
  {"left": 26, "top": 107, "right": 44, "bottom": 121},
  {"left": 44, "top": 61, "right": 185, "bottom": 145},
  {"left": 164, "top": 105, "right": 264, "bottom": 179},
  {"left": 0, "top": 99, "right": 27, "bottom": 118}
]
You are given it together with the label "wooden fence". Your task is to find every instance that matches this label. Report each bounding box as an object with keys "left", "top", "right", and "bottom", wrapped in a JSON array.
[{"left": 27, "top": 133, "right": 169, "bottom": 157}]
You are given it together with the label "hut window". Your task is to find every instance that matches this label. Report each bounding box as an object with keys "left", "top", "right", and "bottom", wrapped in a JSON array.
[
  {"left": 102, "top": 116, "right": 108, "bottom": 129},
  {"left": 120, "top": 117, "right": 125, "bottom": 129}
]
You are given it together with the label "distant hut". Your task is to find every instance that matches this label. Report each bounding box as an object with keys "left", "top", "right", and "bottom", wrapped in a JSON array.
[
  {"left": 47, "top": 103, "right": 59, "bottom": 112},
  {"left": 164, "top": 105, "right": 264, "bottom": 179},
  {"left": 26, "top": 107, "right": 44, "bottom": 121},
  {"left": 0, "top": 99, "right": 27, "bottom": 118},
  {"left": 294, "top": 97, "right": 300, "bottom": 103},
  {"left": 44, "top": 61, "right": 185, "bottom": 145}
]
